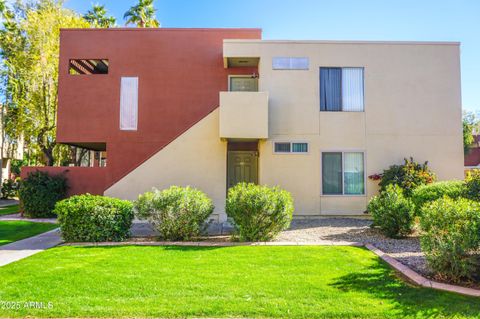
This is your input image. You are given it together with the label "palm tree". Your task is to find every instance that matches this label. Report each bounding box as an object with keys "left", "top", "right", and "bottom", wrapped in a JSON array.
[
  {"left": 84, "top": 4, "right": 116, "bottom": 28},
  {"left": 123, "top": 0, "right": 160, "bottom": 28}
]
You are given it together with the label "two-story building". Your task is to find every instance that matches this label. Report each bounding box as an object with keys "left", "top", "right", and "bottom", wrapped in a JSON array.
[{"left": 23, "top": 28, "right": 463, "bottom": 222}]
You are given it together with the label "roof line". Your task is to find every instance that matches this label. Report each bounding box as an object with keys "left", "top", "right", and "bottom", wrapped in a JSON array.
[
  {"left": 60, "top": 27, "right": 262, "bottom": 32},
  {"left": 223, "top": 39, "right": 460, "bottom": 46}
]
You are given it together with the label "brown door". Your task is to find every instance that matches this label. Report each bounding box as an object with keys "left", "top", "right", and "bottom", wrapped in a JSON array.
[{"left": 227, "top": 151, "right": 258, "bottom": 189}]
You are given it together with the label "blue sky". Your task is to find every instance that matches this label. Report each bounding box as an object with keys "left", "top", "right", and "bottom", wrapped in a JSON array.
[{"left": 64, "top": 0, "right": 480, "bottom": 111}]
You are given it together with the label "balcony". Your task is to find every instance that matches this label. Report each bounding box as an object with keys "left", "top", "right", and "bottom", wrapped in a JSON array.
[{"left": 219, "top": 91, "right": 268, "bottom": 139}]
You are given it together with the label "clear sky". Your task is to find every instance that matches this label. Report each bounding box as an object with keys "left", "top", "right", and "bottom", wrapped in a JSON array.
[{"left": 64, "top": 0, "right": 480, "bottom": 111}]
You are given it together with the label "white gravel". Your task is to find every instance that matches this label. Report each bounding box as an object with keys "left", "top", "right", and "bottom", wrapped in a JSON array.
[{"left": 276, "top": 218, "right": 430, "bottom": 276}]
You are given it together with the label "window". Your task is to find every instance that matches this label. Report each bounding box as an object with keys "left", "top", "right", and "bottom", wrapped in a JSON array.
[
  {"left": 274, "top": 142, "right": 308, "bottom": 154},
  {"left": 272, "top": 57, "right": 309, "bottom": 70},
  {"left": 120, "top": 77, "right": 138, "bottom": 130},
  {"left": 322, "top": 152, "right": 365, "bottom": 195},
  {"left": 229, "top": 76, "right": 258, "bottom": 92},
  {"left": 69, "top": 59, "right": 108, "bottom": 75},
  {"left": 320, "top": 67, "right": 364, "bottom": 111}
]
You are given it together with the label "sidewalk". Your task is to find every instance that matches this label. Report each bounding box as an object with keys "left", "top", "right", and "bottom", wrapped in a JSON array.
[
  {"left": 0, "top": 228, "right": 62, "bottom": 266},
  {"left": 0, "top": 213, "right": 57, "bottom": 223}
]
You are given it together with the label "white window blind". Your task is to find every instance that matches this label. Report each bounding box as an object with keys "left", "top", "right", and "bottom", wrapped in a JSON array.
[
  {"left": 272, "top": 57, "right": 309, "bottom": 70},
  {"left": 120, "top": 77, "right": 138, "bottom": 130},
  {"left": 341, "top": 68, "right": 364, "bottom": 111}
]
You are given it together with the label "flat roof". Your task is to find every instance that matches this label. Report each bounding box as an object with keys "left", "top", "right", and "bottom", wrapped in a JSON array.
[
  {"left": 223, "top": 39, "right": 460, "bottom": 46},
  {"left": 60, "top": 27, "right": 262, "bottom": 32}
]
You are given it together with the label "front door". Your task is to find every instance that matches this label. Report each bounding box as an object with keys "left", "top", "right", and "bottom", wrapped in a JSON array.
[{"left": 227, "top": 151, "right": 258, "bottom": 189}]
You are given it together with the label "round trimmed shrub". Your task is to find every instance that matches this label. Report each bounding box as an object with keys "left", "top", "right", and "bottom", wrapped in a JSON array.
[
  {"left": 411, "top": 180, "right": 465, "bottom": 215},
  {"left": 134, "top": 186, "right": 214, "bottom": 241},
  {"left": 225, "top": 183, "right": 294, "bottom": 242},
  {"left": 367, "top": 184, "right": 414, "bottom": 238},
  {"left": 420, "top": 197, "right": 480, "bottom": 282},
  {"left": 55, "top": 194, "right": 134, "bottom": 242},
  {"left": 19, "top": 171, "right": 68, "bottom": 217}
]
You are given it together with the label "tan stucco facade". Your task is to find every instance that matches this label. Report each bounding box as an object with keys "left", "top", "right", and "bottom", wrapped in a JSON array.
[{"left": 107, "top": 39, "right": 463, "bottom": 220}]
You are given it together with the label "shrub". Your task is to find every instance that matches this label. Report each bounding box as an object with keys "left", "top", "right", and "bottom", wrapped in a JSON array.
[
  {"left": 18, "top": 171, "right": 68, "bottom": 217},
  {"left": 411, "top": 180, "right": 465, "bottom": 215},
  {"left": 464, "top": 169, "right": 480, "bottom": 201},
  {"left": 135, "top": 186, "right": 214, "bottom": 241},
  {"left": 420, "top": 197, "right": 480, "bottom": 282},
  {"left": 1, "top": 178, "right": 19, "bottom": 199},
  {"left": 367, "top": 184, "right": 414, "bottom": 238},
  {"left": 378, "top": 157, "right": 436, "bottom": 197},
  {"left": 55, "top": 194, "right": 134, "bottom": 242},
  {"left": 225, "top": 183, "right": 294, "bottom": 241}
]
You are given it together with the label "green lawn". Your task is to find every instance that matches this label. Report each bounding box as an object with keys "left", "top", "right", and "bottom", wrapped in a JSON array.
[
  {"left": 0, "top": 221, "right": 58, "bottom": 246},
  {"left": 0, "top": 204, "right": 19, "bottom": 216},
  {"left": 0, "top": 246, "right": 478, "bottom": 318}
]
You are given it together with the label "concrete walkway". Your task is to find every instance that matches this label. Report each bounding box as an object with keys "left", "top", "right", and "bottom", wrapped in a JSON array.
[
  {"left": 0, "top": 228, "right": 62, "bottom": 266},
  {"left": 0, "top": 199, "right": 18, "bottom": 207},
  {"left": 0, "top": 213, "right": 57, "bottom": 223}
]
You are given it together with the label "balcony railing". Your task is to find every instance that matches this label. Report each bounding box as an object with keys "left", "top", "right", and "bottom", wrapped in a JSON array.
[{"left": 219, "top": 91, "right": 268, "bottom": 139}]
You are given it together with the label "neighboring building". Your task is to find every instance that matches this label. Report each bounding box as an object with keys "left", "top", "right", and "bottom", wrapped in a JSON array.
[
  {"left": 22, "top": 28, "right": 464, "bottom": 221},
  {"left": 465, "top": 134, "right": 480, "bottom": 169}
]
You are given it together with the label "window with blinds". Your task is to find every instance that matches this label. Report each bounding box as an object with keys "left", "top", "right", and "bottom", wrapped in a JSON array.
[
  {"left": 320, "top": 67, "right": 364, "bottom": 111},
  {"left": 120, "top": 77, "right": 138, "bottom": 131},
  {"left": 272, "top": 57, "right": 309, "bottom": 70},
  {"left": 322, "top": 152, "right": 365, "bottom": 195},
  {"left": 274, "top": 142, "right": 308, "bottom": 154}
]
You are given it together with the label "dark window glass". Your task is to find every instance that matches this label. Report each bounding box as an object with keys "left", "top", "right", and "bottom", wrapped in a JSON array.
[
  {"left": 292, "top": 143, "right": 308, "bottom": 153},
  {"left": 274, "top": 143, "right": 291, "bottom": 153},
  {"left": 322, "top": 152, "right": 343, "bottom": 194}
]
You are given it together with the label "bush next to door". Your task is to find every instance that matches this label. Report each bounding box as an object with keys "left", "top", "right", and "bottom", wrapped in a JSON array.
[
  {"left": 420, "top": 197, "right": 480, "bottom": 282},
  {"left": 55, "top": 194, "right": 134, "bottom": 242},
  {"left": 135, "top": 186, "right": 214, "bottom": 241},
  {"left": 411, "top": 180, "right": 465, "bottom": 215},
  {"left": 18, "top": 171, "right": 68, "bottom": 217},
  {"left": 226, "top": 183, "right": 294, "bottom": 241},
  {"left": 367, "top": 184, "right": 414, "bottom": 238}
]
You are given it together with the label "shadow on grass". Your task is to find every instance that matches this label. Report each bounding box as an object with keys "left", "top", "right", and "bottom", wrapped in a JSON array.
[
  {"left": 69, "top": 244, "right": 228, "bottom": 252},
  {"left": 331, "top": 262, "right": 480, "bottom": 318}
]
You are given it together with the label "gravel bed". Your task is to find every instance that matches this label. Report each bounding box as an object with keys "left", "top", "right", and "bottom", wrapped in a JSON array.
[{"left": 276, "top": 218, "right": 430, "bottom": 276}]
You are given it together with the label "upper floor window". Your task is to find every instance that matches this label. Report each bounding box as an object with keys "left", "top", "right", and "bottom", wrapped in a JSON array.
[
  {"left": 272, "top": 57, "right": 309, "bottom": 70},
  {"left": 229, "top": 76, "right": 258, "bottom": 92},
  {"left": 69, "top": 59, "right": 109, "bottom": 75},
  {"left": 120, "top": 77, "right": 138, "bottom": 131},
  {"left": 320, "top": 67, "right": 364, "bottom": 112}
]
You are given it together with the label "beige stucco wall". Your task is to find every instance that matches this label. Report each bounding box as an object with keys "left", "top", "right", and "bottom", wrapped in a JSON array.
[
  {"left": 226, "top": 40, "right": 463, "bottom": 215},
  {"left": 105, "top": 109, "right": 228, "bottom": 222}
]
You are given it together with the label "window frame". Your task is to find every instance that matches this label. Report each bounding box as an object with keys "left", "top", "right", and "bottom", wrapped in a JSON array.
[
  {"left": 321, "top": 150, "right": 366, "bottom": 196},
  {"left": 272, "top": 57, "right": 310, "bottom": 70},
  {"left": 227, "top": 74, "right": 259, "bottom": 92},
  {"left": 273, "top": 141, "right": 309, "bottom": 155},
  {"left": 319, "top": 67, "right": 365, "bottom": 112}
]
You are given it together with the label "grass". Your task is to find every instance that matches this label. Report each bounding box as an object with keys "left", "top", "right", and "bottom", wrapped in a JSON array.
[
  {"left": 0, "top": 221, "right": 58, "bottom": 246},
  {"left": 0, "top": 204, "right": 19, "bottom": 216},
  {"left": 0, "top": 246, "right": 479, "bottom": 318}
]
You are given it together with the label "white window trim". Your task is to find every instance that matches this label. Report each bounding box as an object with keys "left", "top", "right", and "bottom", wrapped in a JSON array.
[
  {"left": 320, "top": 150, "right": 366, "bottom": 197},
  {"left": 227, "top": 74, "right": 259, "bottom": 92},
  {"left": 272, "top": 141, "right": 309, "bottom": 155},
  {"left": 319, "top": 66, "right": 365, "bottom": 113}
]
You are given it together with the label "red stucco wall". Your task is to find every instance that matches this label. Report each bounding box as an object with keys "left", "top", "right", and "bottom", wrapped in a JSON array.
[
  {"left": 21, "top": 167, "right": 106, "bottom": 196},
  {"left": 57, "top": 28, "right": 262, "bottom": 192}
]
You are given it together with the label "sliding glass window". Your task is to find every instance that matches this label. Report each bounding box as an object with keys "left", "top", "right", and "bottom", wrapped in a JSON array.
[{"left": 322, "top": 152, "right": 365, "bottom": 195}]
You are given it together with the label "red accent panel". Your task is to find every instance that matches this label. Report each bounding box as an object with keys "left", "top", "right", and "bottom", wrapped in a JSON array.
[
  {"left": 56, "top": 28, "right": 262, "bottom": 190},
  {"left": 20, "top": 167, "right": 106, "bottom": 196}
]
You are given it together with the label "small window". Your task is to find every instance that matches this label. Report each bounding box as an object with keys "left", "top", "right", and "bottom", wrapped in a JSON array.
[
  {"left": 69, "top": 59, "right": 109, "bottom": 75},
  {"left": 274, "top": 142, "right": 308, "bottom": 154},
  {"left": 120, "top": 77, "right": 138, "bottom": 130},
  {"left": 272, "top": 57, "right": 309, "bottom": 70},
  {"left": 322, "top": 152, "right": 365, "bottom": 195},
  {"left": 320, "top": 67, "right": 364, "bottom": 111}
]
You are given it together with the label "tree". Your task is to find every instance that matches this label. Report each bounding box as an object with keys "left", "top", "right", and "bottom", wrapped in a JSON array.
[
  {"left": 123, "top": 0, "right": 160, "bottom": 28},
  {"left": 0, "top": 0, "right": 89, "bottom": 166},
  {"left": 463, "top": 111, "right": 477, "bottom": 155},
  {"left": 83, "top": 4, "right": 116, "bottom": 28}
]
